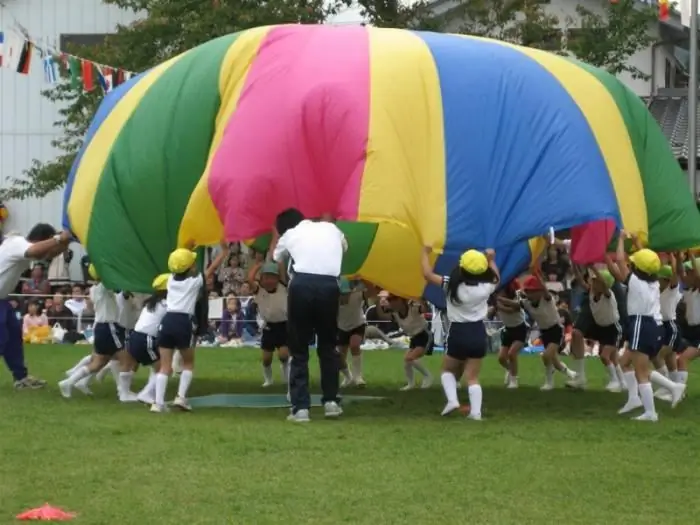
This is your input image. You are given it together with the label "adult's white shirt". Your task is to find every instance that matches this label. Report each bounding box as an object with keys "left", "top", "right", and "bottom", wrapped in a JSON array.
[
  {"left": 273, "top": 220, "right": 347, "bottom": 277},
  {"left": 0, "top": 236, "right": 33, "bottom": 299}
]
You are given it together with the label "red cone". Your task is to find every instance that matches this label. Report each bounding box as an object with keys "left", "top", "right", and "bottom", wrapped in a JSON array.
[{"left": 16, "top": 504, "right": 76, "bottom": 521}]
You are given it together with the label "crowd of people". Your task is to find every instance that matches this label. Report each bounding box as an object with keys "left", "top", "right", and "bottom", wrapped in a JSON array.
[{"left": 1, "top": 214, "right": 698, "bottom": 424}]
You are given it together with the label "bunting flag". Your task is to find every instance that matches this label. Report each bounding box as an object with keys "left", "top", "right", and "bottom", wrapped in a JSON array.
[
  {"left": 659, "top": 0, "right": 669, "bottom": 20},
  {"left": 16, "top": 40, "right": 32, "bottom": 74},
  {"left": 0, "top": 31, "right": 4, "bottom": 67},
  {"left": 81, "top": 59, "right": 94, "bottom": 91},
  {"left": 43, "top": 55, "right": 58, "bottom": 84}
]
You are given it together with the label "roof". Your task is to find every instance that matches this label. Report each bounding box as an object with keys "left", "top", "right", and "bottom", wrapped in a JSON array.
[{"left": 643, "top": 95, "right": 698, "bottom": 161}]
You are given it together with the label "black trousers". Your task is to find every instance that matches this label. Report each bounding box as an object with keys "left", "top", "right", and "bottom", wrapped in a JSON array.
[{"left": 287, "top": 273, "right": 341, "bottom": 412}]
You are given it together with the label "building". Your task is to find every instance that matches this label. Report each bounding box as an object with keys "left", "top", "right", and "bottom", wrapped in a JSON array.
[{"left": 0, "top": 0, "right": 141, "bottom": 239}]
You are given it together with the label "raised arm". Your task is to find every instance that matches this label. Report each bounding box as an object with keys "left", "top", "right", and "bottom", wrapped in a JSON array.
[
  {"left": 25, "top": 230, "right": 71, "bottom": 260},
  {"left": 205, "top": 241, "right": 230, "bottom": 281},
  {"left": 572, "top": 264, "right": 590, "bottom": 291},
  {"left": 247, "top": 259, "right": 262, "bottom": 293},
  {"left": 485, "top": 248, "right": 500, "bottom": 285},
  {"left": 421, "top": 246, "right": 443, "bottom": 287},
  {"left": 606, "top": 233, "right": 629, "bottom": 283},
  {"left": 669, "top": 252, "right": 680, "bottom": 288}
]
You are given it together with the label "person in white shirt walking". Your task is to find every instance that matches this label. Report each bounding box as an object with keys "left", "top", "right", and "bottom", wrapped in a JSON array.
[
  {"left": 0, "top": 224, "right": 71, "bottom": 389},
  {"left": 270, "top": 209, "right": 347, "bottom": 423}
]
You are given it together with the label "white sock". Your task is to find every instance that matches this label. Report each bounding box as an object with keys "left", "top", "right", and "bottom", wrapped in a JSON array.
[
  {"left": 657, "top": 365, "right": 669, "bottom": 378},
  {"left": 95, "top": 362, "right": 111, "bottom": 381},
  {"left": 404, "top": 362, "right": 415, "bottom": 385},
  {"left": 545, "top": 364, "right": 554, "bottom": 384},
  {"left": 118, "top": 371, "right": 134, "bottom": 396},
  {"left": 351, "top": 354, "right": 363, "bottom": 378},
  {"left": 606, "top": 364, "right": 617, "bottom": 382},
  {"left": 172, "top": 351, "right": 183, "bottom": 373},
  {"left": 177, "top": 370, "right": 193, "bottom": 399},
  {"left": 468, "top": 384, "right": 482, "bottom": 418},
  {"left": 139, "top": 369, "right": 157, "bottom": 397},
  {"left": 263, "top": 364, "right": 273, "bottom": 383},
  {"left": 154, "top": 373, "right": 169, "bottom": 406},
  {"left": 412, "top": 359, "right": 430, "bottom": 377},
  {"left": 68, "top": 354, "right": 92, "bottom": 374},
  {"left": 573, "top": 357, "right": 586, "bottom": 380},
  {"left": 650, "top": 370, "right": 677, "bottom": 391},
  {"left": 280, "top": 360, "right": 290, "bottom": 383},
  {"left": 65, "top": 365, "right": 91, "bottom": 386},
  {"left": 440, "top": 372, "right": 458, "bottom": 405},
  {"left": 623, "top": 371, "right": 640, "bottom": 402},
  {"left": 615, "top": 365, "right": 626, "bottom": 386},
  {"left": 670, "top": 370, "right": 679, "bottom": 382},
  {"left": 638, "top": 382, "right": 656, "bottom": 415},
  {"left": 341, "top": 367, "right": 351, "bottom": 380},
  {"left": 677, "top": 370, "right": 689, "bottom": 384}
]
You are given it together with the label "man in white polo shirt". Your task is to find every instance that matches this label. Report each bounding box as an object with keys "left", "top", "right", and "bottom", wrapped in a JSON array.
[
  {"left": 0, "top": 224, "right": 71, "bottom": 389},
  {"left": 270, "top": 208, "right": 347, "bottom": 422}
]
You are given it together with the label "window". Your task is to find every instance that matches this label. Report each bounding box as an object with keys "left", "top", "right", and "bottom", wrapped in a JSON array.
[{"left": 60, "top": 34, "right": 109, "bottom": 49}]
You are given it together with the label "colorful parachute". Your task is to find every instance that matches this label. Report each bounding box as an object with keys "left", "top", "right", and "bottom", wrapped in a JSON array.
[{"left": 63, "top": 24, "right": 700, "bottom": 303}]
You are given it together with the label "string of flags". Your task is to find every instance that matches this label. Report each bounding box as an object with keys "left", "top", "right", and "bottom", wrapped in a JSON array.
[{"left": 0, "top": 29, "right": 136, "bottom": 94}]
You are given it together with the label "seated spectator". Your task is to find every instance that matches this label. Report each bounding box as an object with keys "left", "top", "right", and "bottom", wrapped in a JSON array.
[
  {"left": 45, "top": 293, "right": 84, "bottom": 343},
  {"left": 22, "top": 264, "right": 51, "bottom": 298},
  {"left": 238, "top": 282, "right": 259, "bottom": 338},
  {"left": 65, "top": 285, "right": 87, "bottom": 316},
  {"left": 218, "top": 295, "right": 243, "bottom": 342},
  {"left": 218, "top": 252, "right": 246, "bottom": 296},
  {"left": 23, "top": 301, "right": 50, "bottom": 343}
]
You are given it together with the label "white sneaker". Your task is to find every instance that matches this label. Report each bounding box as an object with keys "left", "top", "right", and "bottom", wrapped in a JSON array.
[
  {"left": 400, "top": 384, "right": 415, "bottom": 391},
  {"left": 654, "top": 388, "right": 672, "bottom": 402},
  {"left": 633, "top": 412, "right": 659, "bottom": 422},
  {"left": 540, "top": 383, "right": 554, "bottom": 391},
  {"left": 671, "top": 384, "right": 687, "bottom": 408},
  {"left": 467, "top": 413, "right": 482, "bottom": 421},
  {"left": 262, "top": 379, "right": 273, "bottom": 388},
  {"left": 420, "top": 375, "right": 433, "bottom": 389},
  {"left": 324, "top": 401, "right": 343, "bottom": 418},
  {"left": 441, "top": 401, "right": 460, "bottom": 416},
  {"left": 605, "top": 381, "right": 622, "bottom": 393},
  {"left": 75, "top": 377, "right": 93, "bottom": 396},
  {"left": 566, "top": 376, "right": 586, "bottom": 390},
  {"left": 172, "top": 396, "right": 192, "bottom": 412},
  {"left": 150, "top": 403, "right": 166, "bottom": 413},
  {"left": 353, "top": 377, "right": 367, "bottom": 387},
  {"left": 618, "top": 399, "right": 643, "bottom": 414},
  {"left": 119, "top": 391, "right": 139, "bottom": 403},
  {"left": 58, "top": 380, "right": 72, "bottom": 399},
  {"left": 340, "top": 376, "right": 351, "bottom": 388},
  {"left": 287, "top": 409, "right": 310, "bottom": 422},
  {"left": 137, "top": 391, "right": 155, "bottom": 405},
  {"left": 507, "top": 379, "right": 518, "bottom": 389}
]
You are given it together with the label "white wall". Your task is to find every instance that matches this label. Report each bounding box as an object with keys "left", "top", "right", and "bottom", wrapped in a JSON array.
[{"left": 0, "top": 0, "right": 142, "bottom": 280}]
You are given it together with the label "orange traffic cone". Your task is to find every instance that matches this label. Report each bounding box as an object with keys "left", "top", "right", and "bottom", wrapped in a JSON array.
[{"left": 16, "top": 504, "right": 76, "bottom": 521}]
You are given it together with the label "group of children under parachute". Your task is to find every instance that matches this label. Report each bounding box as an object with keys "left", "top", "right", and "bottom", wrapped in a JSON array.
[{"left": 54, "top": 230, "right": 700, "bottom": 422}]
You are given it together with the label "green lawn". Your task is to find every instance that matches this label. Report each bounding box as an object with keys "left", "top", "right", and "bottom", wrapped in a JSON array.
[{"left": 1, "top": 345, "right": 699, "bottom": 525}]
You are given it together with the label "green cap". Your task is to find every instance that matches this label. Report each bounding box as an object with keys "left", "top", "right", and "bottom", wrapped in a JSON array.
[
  {"left": 596, "top": 269, "right": 615, "bottom": 288},
  {"left": 657, "top": 265, "right": 673, "bottom": 279},
  {"left": 261, "top": 262, "right": 279, "bottom": 275}
]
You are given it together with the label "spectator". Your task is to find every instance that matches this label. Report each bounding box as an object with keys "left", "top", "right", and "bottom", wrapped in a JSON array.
[
  {"left": 540, "top": 245, "right": 569, "bottom": 292},
  {"left": 21, "top": 264, "right": 51, "bottom": 297},
  {"left": 45, "top": 293, "right": 76, "bottom": 329},
  {"left": 23, "top": 301, "right": 49, "bottom": 343},
  {"left": 218, "top": 250, "right": 246, "bottom": 296},
  {"left": 218, "top": 295, "right": 242, "bottom": 342},
  {"left": 65, "top": 285, "right": 87, "bottom": 316},
  {"left": 238, "top": 282, "right": 259, "bottom": 339}
]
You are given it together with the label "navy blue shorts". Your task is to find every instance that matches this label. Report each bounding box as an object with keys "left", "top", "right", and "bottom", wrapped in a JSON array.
[
  {"left": 662, "top": 320, "right": 684, "bottom": 352},
  {"left": 157, "top": 312, "right": 195, "bottom": 350},
  {"left": 409, "top": 329, "right": 433, "bottom": 354},
  {"left": 445, "top": 321, "right": 487, "bottom": 360},
  {"left": 501, "top": 323, "right": 528, "bottom": 348},
  {"left": 540, "top": 324, "right": 564, "bottom": 349},
  {"left": 589, "top": 321, "right": 623, "bottom": 348},
  {"left": 128, "top": 331, "right": 160, "bottom": 366},
  {"left": 93, "top": 322, "right": 125, "bottom": 356},
  {"left": 682, "top": 323, "right": 700, "bottom": 349},
  {"left": 261, "top": 321, "right": 288, "bottom": 351},
  {"left": 337, "top": 323, "right": 365, "bottom": 347},
  {"left": 626, "top": 315, "right": 662, "bottom": 358}
]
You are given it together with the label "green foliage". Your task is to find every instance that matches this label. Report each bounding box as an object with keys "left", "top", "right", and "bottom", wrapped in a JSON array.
[
  {"left": 566, "top": 0, "right": 657, "bottom": 78},
  {"left": 0, "top": 0, "right": 660, "bottom": 201}
]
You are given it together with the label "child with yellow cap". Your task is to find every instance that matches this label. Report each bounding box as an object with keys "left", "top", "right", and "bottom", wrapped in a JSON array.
[
  {"left": 420, "top": 246, "right": 500, "bottom": 420},
  {"left": 59, "top": 264, "right": 125, "bottom": 399},
  {"left": 152, "top": 243, "right": 228, "bottom": 413},
  {"left": 605, "top": 231, "right": 685, "bottom": 421}
]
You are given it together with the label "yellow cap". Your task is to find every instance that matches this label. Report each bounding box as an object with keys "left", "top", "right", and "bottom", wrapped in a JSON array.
[
  {"left": 168, "top": 249, "right": 197, "bottom": 274},
  {"left": 459, "top": 249, "right": 488, "bottom": 275},
  {"left": 629, "top": 248, "right": 661, "bottom": 275},
  {"left": 152, "top": 273, "right": 170, "bottom": 291},
  {"left": 88, "top": 264, "right": 98, "bottom": 280}
]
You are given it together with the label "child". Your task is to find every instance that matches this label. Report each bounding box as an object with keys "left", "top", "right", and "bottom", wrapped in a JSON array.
[
  {"left": 605, "top": 232, "right": 685, "bottom": 421},
  {"left": 520, "top": 272, "right": 577, "bottom": 390},
  {"left": 387, "top": 295, "right": 433, "bottom": 391},
  {"left": 654, "top": 256, "right": 685, "bottom": 401},
  {"left": 247, "top": 260, "right": 290, "bottom": 387},
  {"left": 421, "top": 247, "right": 499, "bottom": 420},
  {"left": 676, "top": 253, "right": 700, "bottom": 387},
  {"left": 59, "top": 264, "right": 125, "bottom": 398},
  {"left": 121, "top": 274, "right": 169, "bottom": 406},
  {"left": 495, "top": 281, "right": 527, "bottom": 389},
  {"left": 337, "top": 278, "right": 368, "bottom": 387},
  {"left": 23, "top": 300, "right": 49, "bottom": 343}
]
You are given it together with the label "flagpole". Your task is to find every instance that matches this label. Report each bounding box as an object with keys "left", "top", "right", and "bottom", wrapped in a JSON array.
[{"left": 690, "top": 0, "right": 698, "bottom": 199}]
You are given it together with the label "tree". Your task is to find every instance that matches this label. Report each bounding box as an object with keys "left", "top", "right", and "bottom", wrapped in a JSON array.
[
  {"left": 0, "top": 0, "right": 351, "bottom": 201},
  {"left": 565, "top": 0, "right": 657, "bottom": 78}
]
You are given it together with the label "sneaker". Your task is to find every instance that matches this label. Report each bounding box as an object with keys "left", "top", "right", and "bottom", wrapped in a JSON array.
[
  {"left": 15, "top": 376, "right": 46, "bottom": 390},
  {"left": 172, "top": 396, "right": 192, "bottom": 412},
  {"left": 654, "top": 388, "right": 672, "bottom": 402},
  {"left": 136, "top": 391, "right": 155, "bottom": 405},
  {"left": 633, "top": 412, "right": 659, "bottom": 422},
  {"left": 671, "top": 384, "right": 687, "bottom": 408},
  {"left": 467, "top": 413, "right": 482, "bottom": 421},
  {"left": 324, "top": 401, "right": 343, "bottom": 418},
  {"left": 340, "top": 376, "right": 351, "bottom": 388},
  {"left": 618, "top": 399, "right": 643, "bottom": 414},
  {"left": 119, "top": 391, "right": 140, "bottom": 403},
  {"left": 262, "top": 379, "right": 273, "bottom": 388},
  {"left": 150, "top": 403, "right": 167, "bottom": 413},
  {"left": 566, "top": 376, "right": 586, "bottom": 390},
  {"left": 441, "top": 401, "right": 460, "bottom": 416},
  {"left": 540, "top": 383, "right": 554, "bottom": 391},
  {"left": 58, "top": 379, "right": 72, "bottom": 399},
  {"left": 287, "top": 409, "right": 310, "bottom": 422},
  {"left": 605, "top": 381, "right": 622, "bottom": 393},
  {"left": 400, "top": 384, "right": 415, "bottom": 391},
  {"left": 507, "top": 379, "right": 519, "bottom": 389},
  {"left": 74, "top": 378, "right": 93, "bottom": 396},
  {"left": 353, "top": 377, "right": 367, "bottom": 387},
  {"left": 420, "top": 375, "right": 433, "bottom": 389}
]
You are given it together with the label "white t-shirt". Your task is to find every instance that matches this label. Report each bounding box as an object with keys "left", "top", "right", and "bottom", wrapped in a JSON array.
[
  {"left": 684, "top": 289, "right": 700, "bottom": 326},
  {"left": 117, "top": 293, "right": 141, "bottom": 330},
  {"left": 166, "top": 274, "right": 203, "bottom": 315},
  {"left": 0, "top": 236, "right": 32, "bottom": 299},
  {"left": 273, "top": 220, "right": 346, "bottom": 277},
  {"left": 522, "top": 296, "right": 560, "bottom": 330},
  {"left": 90, "top": 283, "right": 119, "bottom": 324},
  {"left": 134, "top": 301, "right": 167, "bottom": 337},
  {"left": 589, "top": 292, "right": 619, "bottom": 327},
  {"left": 626, "top": 273, "right": 661, "bottom": 322},
  {"left": 660, "top": 286, "right": 682, "bottom": 322},
  {"left": 391, "top": 301, "right": 427, "bottom": 337},
  {"left": 441, "top": 276, "right": 496, "bottom": 323}
]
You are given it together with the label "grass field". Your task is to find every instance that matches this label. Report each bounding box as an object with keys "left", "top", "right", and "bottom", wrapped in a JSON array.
[{"left": 1, "top": 345, "right": 699, "bottom": 525}]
